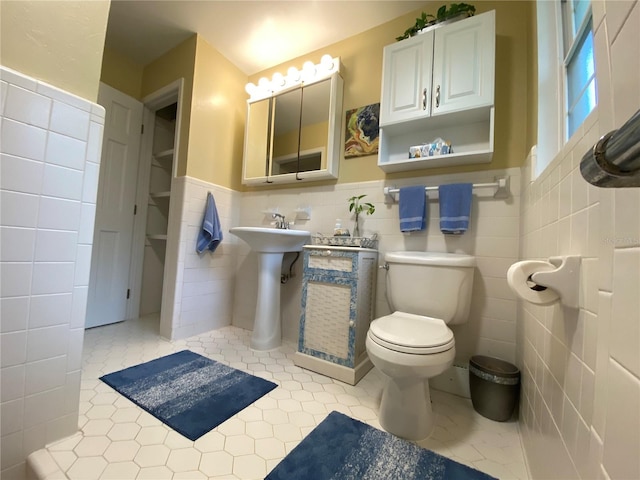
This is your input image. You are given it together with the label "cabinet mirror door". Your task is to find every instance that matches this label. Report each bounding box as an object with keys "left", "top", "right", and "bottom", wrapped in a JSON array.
[
  {"left": 297, "top": 78, "right": 331, "bottom": 173},
  {"left": 244, "top": 97, "right": 272, "bottom": 180},
  {"left": 271, "top": 87, "right": 303, "bottom": 175},
  {"left": 242, "top": 72, "right": 343, "bottom": 185}
]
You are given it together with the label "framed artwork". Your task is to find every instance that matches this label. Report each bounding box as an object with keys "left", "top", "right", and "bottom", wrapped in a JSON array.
[{"left": 344, "top": 103, "right": 380, "bottom": 158}]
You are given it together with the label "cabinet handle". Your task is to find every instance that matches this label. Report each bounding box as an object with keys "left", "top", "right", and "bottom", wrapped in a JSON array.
[
  {"left": 435, "top": 85, "right": 440, "bottom": 108},
  {"left": 422, "top": 88, "right": 427, "bottom": 110}
]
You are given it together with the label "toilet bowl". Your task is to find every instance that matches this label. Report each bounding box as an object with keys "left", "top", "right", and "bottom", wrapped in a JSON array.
[{"left": 365, "top": 252, "right": 475, "bottom": 440}]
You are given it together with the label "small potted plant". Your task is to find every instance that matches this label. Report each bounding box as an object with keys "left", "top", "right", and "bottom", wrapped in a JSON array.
[
  {"left": 348, "top": 194, "right": 375, "bottom": 238},
  {"left": 396, "top": 3, "right": 476, "bottom": 41}
]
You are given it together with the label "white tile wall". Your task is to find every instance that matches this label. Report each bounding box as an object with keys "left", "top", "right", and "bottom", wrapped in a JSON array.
[
  {"left": 162, "top": 176, "right": 240, "bottom": 340},
  {"left": 518, "top": 2, "right": 640, "bottom": 478},
  {"left": 232, "top": 167, "right": 521, "bottom": 364},
  {"left": 0, "top": 66, "right": 104, "bottom": 478}
]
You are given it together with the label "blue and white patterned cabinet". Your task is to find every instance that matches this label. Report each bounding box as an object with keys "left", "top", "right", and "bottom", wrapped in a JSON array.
[{"left": 294, "top": 246, "right": 378, "bottom": 385}]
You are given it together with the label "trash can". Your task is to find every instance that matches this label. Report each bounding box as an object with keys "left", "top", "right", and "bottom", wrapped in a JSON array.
[{"left": 469, "top": 355, "right": 520, "bottom": 421}]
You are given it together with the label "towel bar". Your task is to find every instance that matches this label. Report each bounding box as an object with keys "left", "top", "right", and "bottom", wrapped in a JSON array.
[{"left": 383, "top": 176, "right": 509, "bottom": 204}]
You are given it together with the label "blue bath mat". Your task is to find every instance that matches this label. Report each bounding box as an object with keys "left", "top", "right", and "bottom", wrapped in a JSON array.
[
  {"left": 266, "top": 411, "right": 497, "bottom": 480},
  {"left": 100, "top": 350, "right": 277, "bottom": 441}
]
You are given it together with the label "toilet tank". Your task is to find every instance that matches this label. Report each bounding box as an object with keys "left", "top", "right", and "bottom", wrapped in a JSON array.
[{"left": 385, "top": 251, "right": 475, "bottom": 325}]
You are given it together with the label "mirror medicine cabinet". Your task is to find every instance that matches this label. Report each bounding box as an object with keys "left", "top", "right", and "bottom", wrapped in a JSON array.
[{"left": 242, "top": 72, "right": 344, "bottom": 186}]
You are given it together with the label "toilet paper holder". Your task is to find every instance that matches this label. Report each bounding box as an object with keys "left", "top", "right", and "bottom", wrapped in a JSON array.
[{"left": 529, "top": 255, "right": 581, "bottom": 309}]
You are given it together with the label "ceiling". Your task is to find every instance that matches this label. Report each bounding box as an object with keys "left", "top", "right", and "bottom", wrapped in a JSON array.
[{"left": 105, "top": 1, "right": 426, "bottom": 75}]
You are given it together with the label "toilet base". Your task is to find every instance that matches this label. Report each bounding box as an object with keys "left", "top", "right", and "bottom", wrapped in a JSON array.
[{"left": 379, "top": 376, "right": 434, "bottom": 440}]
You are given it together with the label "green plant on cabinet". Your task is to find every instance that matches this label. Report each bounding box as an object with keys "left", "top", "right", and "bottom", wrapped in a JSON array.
[{"left": 396, "top": 2, "right": 476, "bottom": 41}]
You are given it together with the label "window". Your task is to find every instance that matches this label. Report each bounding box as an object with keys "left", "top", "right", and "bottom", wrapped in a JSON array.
[
  {"left": 562, "top": 0, "right": 597, "bottom": 138},
  {"left": 535, "top": 0, "right": 597, "bottom": 178}
]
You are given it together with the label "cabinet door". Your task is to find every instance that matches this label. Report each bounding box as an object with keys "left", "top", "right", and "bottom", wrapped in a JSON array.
[
  {"left": 299, "top": 275, "right": 356, "bottom": 367},
  {"left": 431, "top": 11, "right": 495, "bottom": 115},
  {"left": 380, "top": 32, "right": 434, "bottom": 125},
  {"left": 243, "top": 97, "right": 272, "bottom": 183}
]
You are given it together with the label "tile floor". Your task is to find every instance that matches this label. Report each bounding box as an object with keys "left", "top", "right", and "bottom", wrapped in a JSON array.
[{"left": 38, "top": 316, "right": 529, "bottom": 479}]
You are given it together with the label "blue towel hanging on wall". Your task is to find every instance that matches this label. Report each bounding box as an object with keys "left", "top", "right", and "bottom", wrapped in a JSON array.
[
  {"left": 196, "top": 192, "right": 223, "bottom": 253},
  {"left": 439, "top": 183, "right": 473, "bottom": 234},
  {"left": 399, "top": 185, "right": 427, "bottom": 232}
]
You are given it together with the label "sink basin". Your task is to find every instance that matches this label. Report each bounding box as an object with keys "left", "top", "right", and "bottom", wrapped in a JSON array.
[
  {"left": 229, "top": 227, "right": 310, "bottom": 253},
  {"left": 229, "top": 226, "right": 311, "bottom": 350}
]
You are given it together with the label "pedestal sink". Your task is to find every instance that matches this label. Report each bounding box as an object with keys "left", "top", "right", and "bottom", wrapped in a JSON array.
[{"left": 229, "top": 227, "right": 310, "bottom": 350}]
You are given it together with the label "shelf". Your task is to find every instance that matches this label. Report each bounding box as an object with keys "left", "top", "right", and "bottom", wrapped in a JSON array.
[
  {"left": 379, "top": 150, "right": 492, "bottom": 172},
  {"left": 378, "top": 107, "right": 494, "bottom": 172},
  {"left": 146, "top": 234, "right": 167, "bottom": 241},
  {"left": 153, "top": 148, "right": 174, "bottom": 161},
  {"left": 152, "top": 149, "right": 174, "bottom": 169},
  {"left": 150, "top": 191, "right": 171, "bottom": 199}
]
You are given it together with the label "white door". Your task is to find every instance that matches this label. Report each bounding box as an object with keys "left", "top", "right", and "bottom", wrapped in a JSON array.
[
  {"left": 431, "top": 10, "right": 495, "bottom": 115},
  {"left": 380, "top": 32, "right": 434, "bottom": 125},
  {"left": 85, "top": 83, "right": 143, "bottom": 328}
]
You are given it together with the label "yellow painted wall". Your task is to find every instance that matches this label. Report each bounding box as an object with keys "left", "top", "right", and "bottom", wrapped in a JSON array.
[
  {"left": 186, "top": 35, "right": 247, "bottom": 190},
  {"left": 101, "top": 47, "right": 144, "bottom": 100},
  {"left": 100, "top": 34, "right": 247, "bottom": 188},
  {"left": 249, "top": 1, "right": 534, "bottom": 184},
  {"left": 139, "top": 35, "right": 198, "bottom": 177},
  {"left": 0, "top": 0, "right": 110, "bottom": 101}
]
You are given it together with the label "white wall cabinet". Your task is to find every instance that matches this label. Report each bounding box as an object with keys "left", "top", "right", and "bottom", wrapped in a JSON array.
[
  {"left": 380, "top": 31, "right": 434, "bottom": 124},
  {"left": 378, "top": 10, "right": 495, "bottom": 172},
  {"left": 431, "top": 11, "right": 495, "bottom": 115},
  {"left": 294, "top": 246, "right": 377, "bottom": 385}
]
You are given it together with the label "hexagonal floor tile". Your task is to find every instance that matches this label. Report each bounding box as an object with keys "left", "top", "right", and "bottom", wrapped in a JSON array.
[
  {"left": 73, "top": 437, "right": 111, "bottom": 457},
  {"left": 135, "top": 425, "right": 169, "bottom": 446},
  {"left": 199, "top": 451, "right": 233, "bottom": 477},
  {"left": 67, "top": 456, "right": 107, "bottom": 480},
  {"left": 103, "top": 440, "right": 140, "bottom": 462},
  {"left": 224, "top": 434, "right": 255, "bottom": 456},
  {"left": 39, "top": 320, "right": 529, "bottom": 480},
  {"left": 134, "top": 444, "right": 170, "bottom": 468},
  {"left": 99, "top": 461, "right": 139, "bottom": 479},
  {"left": 166, "top": 448, "right": 201, "bottom": 473},
  {"left": 232, "top": 454, "right": 266, "bottom": 479}
]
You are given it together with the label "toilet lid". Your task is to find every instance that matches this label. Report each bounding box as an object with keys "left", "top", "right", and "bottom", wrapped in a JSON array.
[{"left": 369, "top": 312, "right": 454, "bottom": 354}]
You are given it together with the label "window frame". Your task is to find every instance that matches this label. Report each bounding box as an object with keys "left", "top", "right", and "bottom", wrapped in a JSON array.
[
  {"left": 534, "top": 0, "right": 597, "bottom": 179},
  {"left": 562, "top": 0, "right": 596, "bottom": 140}
]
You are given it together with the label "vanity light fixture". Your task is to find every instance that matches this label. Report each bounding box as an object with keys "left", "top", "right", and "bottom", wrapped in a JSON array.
[{"left": 245, "top": 54, "right": 340, "bottom": 101}]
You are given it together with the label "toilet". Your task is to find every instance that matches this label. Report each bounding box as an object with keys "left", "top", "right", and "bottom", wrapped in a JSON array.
[{"left": 366, "top": 251, "right": 475, "bottom": 440}]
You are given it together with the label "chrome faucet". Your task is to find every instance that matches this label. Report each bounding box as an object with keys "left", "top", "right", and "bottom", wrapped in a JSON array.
[{"left": 272, "top": 213, "right": 289, "bottom": 229}]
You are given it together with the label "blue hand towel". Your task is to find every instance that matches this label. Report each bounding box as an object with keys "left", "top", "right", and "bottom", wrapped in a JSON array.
[
  {"left": 439, "top": 183, "right": 473, "bottom": 234},
  {"left": 399, "top": 185, "right": 427, "bottom": 232},
  {"left": 196, "top": 192, "right": 223, "bottom": 253}
]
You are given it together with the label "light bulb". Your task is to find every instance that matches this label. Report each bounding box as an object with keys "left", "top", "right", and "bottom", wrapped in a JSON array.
[
  {"left": 271, "top": 72, "right": 285, "bottom": 87},
  {"left": 245, "top": 82, "right": 257, "bottom": 96},
  {"left": 303, "top": 61, "right": 316, "bottom": 74},
  {"left": 320, "top": 54, "right": 334, "bottom": 71},
  {"left": 258, "top": 77, "right": 269, "bottom": 89},
  {"left": 302, "top": 61, "right": 316, "bottom": 81},
  {"left": 287, "top": 66, "right": 300, "bottom": 82}
]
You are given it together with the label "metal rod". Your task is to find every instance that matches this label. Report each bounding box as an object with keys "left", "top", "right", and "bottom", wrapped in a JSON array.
[
  {"left": 384, "top": 181, "right": 499, "bottom": 195},
  {"left": 580, "top": 108, "right": 640, "bottom": 188},
  {"left": 383, "top": 176, "right": 510, "bottom": 202}
]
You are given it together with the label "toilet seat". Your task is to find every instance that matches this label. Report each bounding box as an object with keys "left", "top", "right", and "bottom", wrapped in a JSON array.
[{"left": 368, "top": 312, "right": 454, "bottom": 354}]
